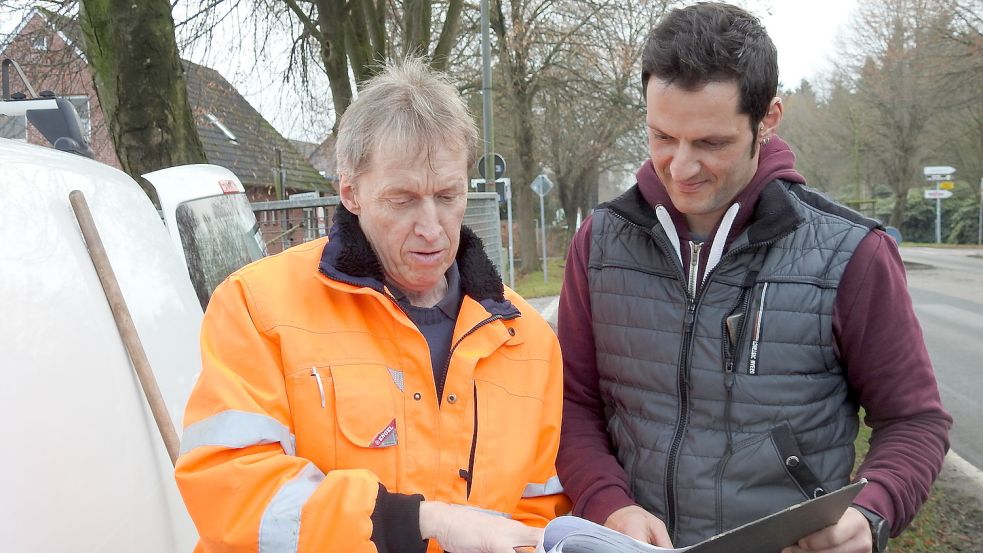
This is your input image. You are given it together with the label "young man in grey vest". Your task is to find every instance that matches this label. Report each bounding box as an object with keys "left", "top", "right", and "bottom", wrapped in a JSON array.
[{"left": 555, "top": 3, "right": 952, "bottom": 552}]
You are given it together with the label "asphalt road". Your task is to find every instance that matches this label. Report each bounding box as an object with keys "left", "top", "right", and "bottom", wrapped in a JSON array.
[{"left": 900, "top": 246, "right": 983, "bottom": 472}]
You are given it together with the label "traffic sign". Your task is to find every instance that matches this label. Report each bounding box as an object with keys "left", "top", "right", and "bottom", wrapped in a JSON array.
[
  {"left": 940, "top": 181, "right": 955, "bottom": 190},
  {"left": 477, "top": 153, "right": 506, "bottom": 180},
  {"left": 924, "top": 165, "right": 956, "bottom": 177},
  {"left": 924, "top": 189, "right": 953, "bottom": 199},
  {"left": 531, "top": 174, "right": 554, "bottom": 197}
]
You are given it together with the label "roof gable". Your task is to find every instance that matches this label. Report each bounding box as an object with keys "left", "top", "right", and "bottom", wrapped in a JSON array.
[{"left": 183, "top": 60, "right": 328, "bottom": 192}]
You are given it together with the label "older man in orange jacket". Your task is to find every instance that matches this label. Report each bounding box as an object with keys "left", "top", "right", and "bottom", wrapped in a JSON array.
[{"left": 175, "top": 59, "right": 568, "bottom": 553}]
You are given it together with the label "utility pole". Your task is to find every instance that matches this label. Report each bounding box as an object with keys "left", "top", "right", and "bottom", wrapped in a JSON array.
[{"left": 480, "top": 0, "right": 493, "bottom": 193}]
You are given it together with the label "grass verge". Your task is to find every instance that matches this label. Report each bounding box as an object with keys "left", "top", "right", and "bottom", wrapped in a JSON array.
[
  {"left": 513, "top": 257, "right": 565, "bottom": 298},
  {"left": 854, "top": 419, "right": 983, "bottom": 552}
]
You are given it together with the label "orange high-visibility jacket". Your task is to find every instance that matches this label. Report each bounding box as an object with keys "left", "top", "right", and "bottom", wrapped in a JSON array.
[{"left": 175, "top": 216, "right": 568, "bottom": 553}]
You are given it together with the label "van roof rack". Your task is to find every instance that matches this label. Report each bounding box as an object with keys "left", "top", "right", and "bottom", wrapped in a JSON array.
[{"left": 1, "top": 58, "right": 94, "bottom": 158}]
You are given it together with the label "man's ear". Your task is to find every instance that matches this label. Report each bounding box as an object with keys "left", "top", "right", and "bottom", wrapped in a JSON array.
[
  {"left": 339, "top": 174, "right": 360, "bottom": 215},
  {"left": 760, "top": 97, "right": 784, "bottom": 142}
]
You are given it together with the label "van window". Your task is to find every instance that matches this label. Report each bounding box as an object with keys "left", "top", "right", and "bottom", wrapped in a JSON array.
[
  {"left": 0, "top": 114, "right": 27, "bottom": 140},
  {"left": 175, "top": 193, "right": 267, "bottom": 308}
]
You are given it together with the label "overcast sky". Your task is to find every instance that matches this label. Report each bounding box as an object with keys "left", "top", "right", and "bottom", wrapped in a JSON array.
[
  {"left": 758, "top": 0, "right": 859, "bottom": 89},
  {"left": 1, "top": 1, "right": 859, "bottom": 142}
]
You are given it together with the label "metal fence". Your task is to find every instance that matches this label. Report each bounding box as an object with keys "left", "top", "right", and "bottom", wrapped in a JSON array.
[{"left": 251, "top": 192, "right": 504, "bottom": 276}]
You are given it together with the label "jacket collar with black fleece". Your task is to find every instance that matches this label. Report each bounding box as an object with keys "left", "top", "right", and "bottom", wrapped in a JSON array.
[{"left": 318, "top": 204, "right": 518, "bottom": 318}]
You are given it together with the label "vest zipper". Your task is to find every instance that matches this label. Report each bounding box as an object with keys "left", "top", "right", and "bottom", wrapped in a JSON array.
[
  {"left": 687, "top": 241, "right": 703, "bottom": 297},
  {"left": 664, "top": 300, "right": 697, "bottom": 540}
]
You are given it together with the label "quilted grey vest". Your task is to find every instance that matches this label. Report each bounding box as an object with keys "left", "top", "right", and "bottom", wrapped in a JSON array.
[{"left": 589, "top": 181, "right": 878, "bottom": 546}]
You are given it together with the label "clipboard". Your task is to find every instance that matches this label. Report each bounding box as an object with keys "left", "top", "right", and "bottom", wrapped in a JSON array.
[{"left": 537, "top": 479, "right": 867, "bottom": 553}]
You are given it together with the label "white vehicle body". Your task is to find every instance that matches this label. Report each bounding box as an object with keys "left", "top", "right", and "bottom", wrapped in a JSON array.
[
  {"left": 0, "top": 138, "right": 200, "bottom": 551},
  {"left": 144, "top": 164, "right": 266, "bottom": 309}
]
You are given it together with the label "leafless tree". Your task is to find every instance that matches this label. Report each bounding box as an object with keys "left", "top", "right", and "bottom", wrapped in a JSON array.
[
  {"left": 835, "top": 0, "right": 950, "bottom": 226},
  {"left": 254, "top": 0, "right": 465, "bottom": 134},
  {"left": 538, "top": 1, "right": 673, "bottom": 238},
  {"left": 489, "top": 0, "right": 620, "bottom": 272}
]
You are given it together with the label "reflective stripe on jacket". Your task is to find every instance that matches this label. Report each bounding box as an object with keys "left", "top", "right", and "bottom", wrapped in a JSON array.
[{"left": 175, "top": 216, "right": 568, "bottom": 553}]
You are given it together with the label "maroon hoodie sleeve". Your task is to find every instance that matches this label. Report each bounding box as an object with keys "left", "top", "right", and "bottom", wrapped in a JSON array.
[
  {"left": 556, "top": 216, "right": 639, "bottom": 524},
  {"left": 833, "top": 229, "right": 952, "bottom": 536}
]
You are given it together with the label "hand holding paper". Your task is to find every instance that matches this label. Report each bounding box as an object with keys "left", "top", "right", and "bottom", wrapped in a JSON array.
[{"left": 535, "top": 480, "right": 866, "bottom": 553}]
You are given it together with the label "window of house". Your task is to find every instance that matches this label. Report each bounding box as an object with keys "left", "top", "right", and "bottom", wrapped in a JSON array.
[
  {"left": 0, "top": 115, "right": 27, "bottom": 141},
  {"left": 66, "top": 96, "right": 91, "bottom": 141},
  {"left": 31, "top": 35, "right": 48, "bottom": 51}
]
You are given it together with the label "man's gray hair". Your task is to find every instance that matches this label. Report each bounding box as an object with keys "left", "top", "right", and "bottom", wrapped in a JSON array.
[{"left": 335, "top": 58, "right": 479, "bottom": 178}]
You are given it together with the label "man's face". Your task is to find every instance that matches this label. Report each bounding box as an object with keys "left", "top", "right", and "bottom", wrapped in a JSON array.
[
  {"left": 340, "top": 145, "right": 469, "bottom": 300},
  {"left": 646, "top": 78, "right": 775, "bottom": 236}
]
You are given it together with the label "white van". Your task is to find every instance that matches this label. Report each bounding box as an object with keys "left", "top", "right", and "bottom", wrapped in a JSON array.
[
  {"left": 0, "top": 60, "right": 218, "bottom": 550},
  {"left": 0, "top": 137, "right": 201, "bottom": 552}
]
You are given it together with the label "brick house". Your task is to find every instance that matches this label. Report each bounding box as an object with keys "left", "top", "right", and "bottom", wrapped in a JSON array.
[{"left": 0, "top": 8, "right": 330, "bottom": 201}]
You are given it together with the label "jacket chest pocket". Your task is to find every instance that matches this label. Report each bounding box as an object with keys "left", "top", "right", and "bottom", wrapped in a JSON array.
[{"left": 286, "top": 363, "right": 404, "bottom": 485}]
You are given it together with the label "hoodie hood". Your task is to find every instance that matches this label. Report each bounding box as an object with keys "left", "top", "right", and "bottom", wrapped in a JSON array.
[
  {"left": 634, "top": 136, "right": 806, "bottom": 290},
  {"left": 636, "top": 135, "right": 805, "bottom": 244}
]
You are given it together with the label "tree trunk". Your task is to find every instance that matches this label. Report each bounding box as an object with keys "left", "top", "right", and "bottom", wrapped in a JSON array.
[
  {"left": 890, "top": 190, "right": 908, "bottom": 228},
  {"left": 431, "top": 0, "right": 464, "bottom": 72},
  {"left": 78, "top": 0, "right": 206, "bottom": 197},
  {"left": 315, "top": 0, "right": 354, "bottom": 133},
  {"left": 513, "top": 89, "right": 539, "bottom": 274},
  {"left": 403, "top": 0, "right": 431, "bottom": 58}
]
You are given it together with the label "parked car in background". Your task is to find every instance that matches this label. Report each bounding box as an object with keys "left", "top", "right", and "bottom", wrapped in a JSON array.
[{"left": 145, "top": 164, "right": 267, "bottom": 309}]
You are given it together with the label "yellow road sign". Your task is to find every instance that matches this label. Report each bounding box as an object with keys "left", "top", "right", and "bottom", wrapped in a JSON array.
[{"left": 940, "top": 181, "right": 955, "bottom": 190}]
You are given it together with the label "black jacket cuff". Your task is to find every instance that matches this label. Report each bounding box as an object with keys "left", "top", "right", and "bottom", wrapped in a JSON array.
[{"left": 370, "top": 483, "right": 427, "bottom": 553}]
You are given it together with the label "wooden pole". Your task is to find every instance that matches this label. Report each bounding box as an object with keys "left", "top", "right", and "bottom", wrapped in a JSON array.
[{"left": 69, "top": 190, "right": 180, "bottom": 465}]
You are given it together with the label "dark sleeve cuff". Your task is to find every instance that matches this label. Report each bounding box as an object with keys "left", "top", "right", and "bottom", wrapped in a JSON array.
[{"left": 370, "top": 483, "right": 427, "bottom": 553}]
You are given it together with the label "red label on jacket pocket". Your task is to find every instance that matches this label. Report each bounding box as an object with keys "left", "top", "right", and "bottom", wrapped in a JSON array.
[{"left": 370, "top": 419, "right": 398, "bottom": 448}]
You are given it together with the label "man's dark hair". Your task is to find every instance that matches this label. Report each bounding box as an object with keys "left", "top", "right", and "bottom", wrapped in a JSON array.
[{"left": 641, "top": 2, "right": 778, "bottom": 146}]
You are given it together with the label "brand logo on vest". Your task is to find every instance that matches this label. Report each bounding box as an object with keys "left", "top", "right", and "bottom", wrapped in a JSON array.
[
  {"left": 371, "top": 419, "right": 398, "bottom": 448},
  {"left": 749, "top": 341, "right": 759, "bottom": 375}
]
